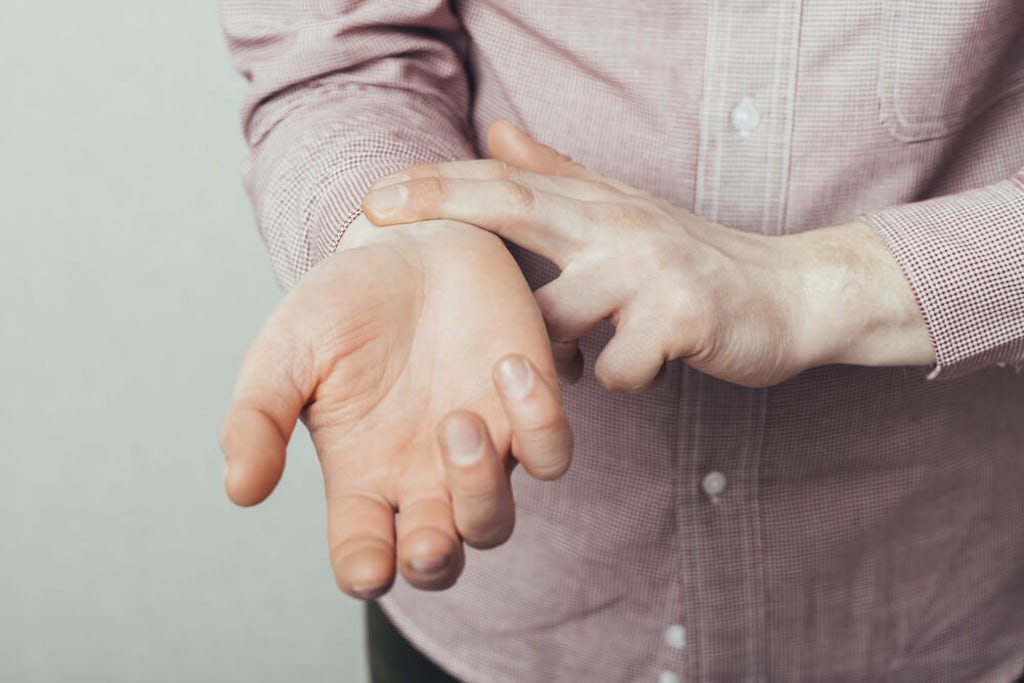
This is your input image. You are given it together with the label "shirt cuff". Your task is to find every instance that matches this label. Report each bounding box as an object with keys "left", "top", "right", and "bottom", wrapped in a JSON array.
[
  {"left": 861, "top": 172, "right": 1024, "bottom": 379},
  {"left": 244, "top": 89, "right": 476, "bottom": 289}
]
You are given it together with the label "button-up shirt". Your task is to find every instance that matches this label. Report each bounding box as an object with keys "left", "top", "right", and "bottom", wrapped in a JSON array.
[{"left": 222, "top": 2, "right": 1024, "bottom": 681}]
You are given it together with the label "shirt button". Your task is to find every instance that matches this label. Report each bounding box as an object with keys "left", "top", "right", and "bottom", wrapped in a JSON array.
[
  {"left": 658, "top": 672, "right": 681, "bottom": 683},
  {"left": 664, "top": 624, "right": 686, "bottom": 649},
  {"left": 702, "top": 471, "right": 727, "bottom": 499},
  {"left": 730, "top": 97, "right": 760, "bottom": 134}
]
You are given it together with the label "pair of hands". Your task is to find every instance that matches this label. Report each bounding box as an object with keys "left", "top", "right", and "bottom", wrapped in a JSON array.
[{"left": 220, "top": 121, "right": 933, "bottom": 599}]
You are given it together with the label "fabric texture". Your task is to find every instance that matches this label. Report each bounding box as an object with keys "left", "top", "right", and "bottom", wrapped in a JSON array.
[{"left": 222, "top": 2, "right": 1024, "bottom": 681}]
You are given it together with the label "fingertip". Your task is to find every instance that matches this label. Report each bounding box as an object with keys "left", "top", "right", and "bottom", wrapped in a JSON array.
[
  {"left": 334, "top": 543, "right": 396, "bottom": 600},
  {"left": 487, "top": 118, "right": 543, "bottom": 165},
  {"left": 464, "top": 514, "right": 515, "bottom": 550},
  {"left": 224, "top": 457, "right": 282, "bottom": 507},
  {"left": 486, "top": 118, "right": 520, "bottom": 151},
  {"left": 593, "top": 365, "right": 637, "bottom": 393},
  {"left": 493, "top": 355, "right": 573, "bottom": 482},
  {"left": 400, "top": 526, "right": 465, "bottom": 591},
  {"left": 219, "top": 408, "right": 287, "bottom": 507}
]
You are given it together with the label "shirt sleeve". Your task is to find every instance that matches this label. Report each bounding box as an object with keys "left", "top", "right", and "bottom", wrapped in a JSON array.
[
  {"left": 861, "top": 168, "right": 1024, "bottom": 379},
  {"left": 221, "top": 1, "right": 477, "bottom": 289}
]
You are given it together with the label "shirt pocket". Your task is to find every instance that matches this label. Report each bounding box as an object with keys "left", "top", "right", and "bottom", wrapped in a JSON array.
[{"left": 877, "top": 0, "right": 1024, "bottom": 142}]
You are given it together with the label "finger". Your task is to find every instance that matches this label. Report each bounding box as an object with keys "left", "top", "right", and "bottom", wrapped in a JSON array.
[
  {"left": 551, "top": 339, "right": 584, "bottom": 384},
  {"left": 439, "top": 412, "right": 515, "bottom": 550},
  {"left": 494, "top": 355, "right": 574, "bottom": 481},
  {"left": 364, "top": 177, "right": 586, "bottom": 268},
  {"left": 534, "top": 269, "right": 621, "bottom": 384},
  {"left": 326, "top": 492, "right": 397, "bottom": 600},
  {"left": 487, "top": 118, "right": 647, "bottom": 196},
  {"left": 487, "top": 119, "right": 593, "bottom": 179},
  {"left": 593, "top": 309, "right": 670, "bottom": 393},
  {"left": 533, "top": 267, "right": 621, "bottom": 342},
  {"left": 219, "top": 316, "right": 313, "bottom": 507},
  {"left": 370, "top": 159, "right": 615, "bottom": 203},
  {"left": 396, "top": 495, "right": 465, "bottom": 591}
]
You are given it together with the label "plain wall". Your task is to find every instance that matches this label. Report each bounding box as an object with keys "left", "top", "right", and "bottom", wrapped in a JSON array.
[{"left": 0, "top": 1, "right": 367, "bottom": 681}]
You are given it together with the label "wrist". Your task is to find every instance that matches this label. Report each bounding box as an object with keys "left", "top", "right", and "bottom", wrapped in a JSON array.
[
  {"left": 334, "top": 212, "right": 382, "bottom": 252},
  {"left": 794, "top": 221, "right": 935, "bottom": 369}
]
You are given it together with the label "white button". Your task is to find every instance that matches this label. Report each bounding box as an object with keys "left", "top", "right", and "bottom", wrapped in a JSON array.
[
  {"left": 702, "top": 471, "right": 727, "bottom": 498},
  {"left": 658, "top": 672, "right": 681, "bottom": 683},
  {"left": 730, "top": 97, "right": 760, "bottom": 134},
  {"left": 664, "top": 624, "right": 686, "bottom": 649}
]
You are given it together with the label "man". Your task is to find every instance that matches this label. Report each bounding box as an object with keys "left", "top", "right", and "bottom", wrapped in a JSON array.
[{"left": 219, "top": 2, "right": 1024, "bottom": 681}]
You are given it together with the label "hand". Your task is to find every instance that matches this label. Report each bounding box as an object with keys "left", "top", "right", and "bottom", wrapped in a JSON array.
[
  {"left": 219, "top": 219, "right": 572, "bottom": 599},
  {"left": 362, "top": 121, "right": 934, "bottom": 390}
]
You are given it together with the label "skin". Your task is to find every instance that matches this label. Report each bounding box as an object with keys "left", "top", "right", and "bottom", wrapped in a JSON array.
[
  {"left": 222, "top": 120, "right": 934, "bottom": 601},
  {"left": 220, "top": 219, "right": 573, "bottom": 599},
  {"left": 363, "top": 120, "right": 936, "bottom": 391}
]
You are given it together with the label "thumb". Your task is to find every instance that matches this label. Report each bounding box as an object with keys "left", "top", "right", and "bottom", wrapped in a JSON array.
[
  {"left": 487, "top": 119, "right": 644, "bottom": 197},
  {"left": 486, "top": 119, "right": 592, "bottom": 179},
  {"left": 219, "top": 313, "right": 312, "bottom": 507}
]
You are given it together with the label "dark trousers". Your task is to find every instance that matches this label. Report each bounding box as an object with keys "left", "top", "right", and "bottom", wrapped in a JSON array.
[
  {"left": 366, "top": 602, "right": 462, "bottom": 683},
  {"left": 366, "top": 601, "right": 1024, "bottom": 683}
]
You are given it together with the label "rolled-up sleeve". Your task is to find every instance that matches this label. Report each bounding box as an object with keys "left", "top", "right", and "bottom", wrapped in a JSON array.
[
  {"left": 221, "top": 1, "right": 476, "bottom": 288},
  {"left": 862, "top": 168, "right": 1024, "bottom": 378}
]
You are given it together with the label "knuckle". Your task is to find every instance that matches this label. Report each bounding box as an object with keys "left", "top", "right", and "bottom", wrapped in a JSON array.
[
  {"left": 419, "top": 175, "right": 449, "bottom": 205},
  {"left": 527, "top": 449, "right": 571, "bottom": 481},
  {"left": 501, "top": 179, "right": 537, "bottom": 212},
  {"left": 585, "top": 201, "right": 647, "bottom": 231},
  {"left": 663, "top": 287, "right": 709, "bottom": 342},
  {"left": 495, "top": 159, "right": 520, "bottom": 180},
  {"left": 629, "top": 239, "right": 674, "bottom": 273},
  {"left": 594, "top": 358, "right": 639, "bottom": 393},
  {"left": 596, "top": 369, "right": 632, "bottom": 393},
  {"left": 534, "top": 289, "right": 563, "bottom": 325},
  {"left": 527, "top": 407, "right": 569, "bottom": 438}
]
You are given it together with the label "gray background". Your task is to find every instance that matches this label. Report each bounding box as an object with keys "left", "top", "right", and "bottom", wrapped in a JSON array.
[{"left": 0, "top": 1, "right": 367, "bottom": 681}]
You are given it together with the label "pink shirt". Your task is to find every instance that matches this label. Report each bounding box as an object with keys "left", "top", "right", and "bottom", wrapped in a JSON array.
[{"left": 223, "top": 2, "right": 1024, "bottom": 681}]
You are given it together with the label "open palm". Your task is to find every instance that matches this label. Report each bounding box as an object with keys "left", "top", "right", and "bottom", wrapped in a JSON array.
[{"left": 220, "top": 220, "right": 571, "bottom": 598}]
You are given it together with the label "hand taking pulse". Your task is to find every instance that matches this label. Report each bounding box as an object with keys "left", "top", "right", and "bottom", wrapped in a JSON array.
[
  {"left": 220, "top": 219, "right": 572, "bottom": 599},
  {"left": 363, "top": 120, "right": 936, "bottom": 390}
]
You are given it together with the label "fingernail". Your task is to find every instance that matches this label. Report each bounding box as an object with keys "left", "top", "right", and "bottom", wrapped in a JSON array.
[
  {"left": 444, "top": 417, "right": 483, "bottom": 466},
  {"left": 350, "top": 584, "right": 382, "bottom": 599},
  {"left": 365, "top": 184, "right": 407, "bottom": 212},
  {"left": 409, "top": 555, "right": 451, "bottom": 574},
  {"left": 497, "top": 357, "right": 533, "bottom": 399},
  {"left": 372, "top": 173, "right": 409, "bottom": 189}
]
